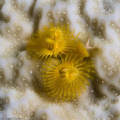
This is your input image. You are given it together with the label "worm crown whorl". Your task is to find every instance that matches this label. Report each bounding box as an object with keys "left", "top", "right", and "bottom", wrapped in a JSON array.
[
  {"left": 42, "top": 56, "right": 94, "bottom": 100},
  {"left": 27, "top": 24, "right": 72, "bottom": 60}
]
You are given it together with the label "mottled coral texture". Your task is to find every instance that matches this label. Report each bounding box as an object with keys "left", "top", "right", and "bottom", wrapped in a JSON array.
[{"left": 0, "top": 0, "right": 120, "bottom": 120}]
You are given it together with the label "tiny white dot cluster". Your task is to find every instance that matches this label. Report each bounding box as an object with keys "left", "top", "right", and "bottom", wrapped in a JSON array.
[{"left": 0, "top": 0, "right": 120, "bottom": 120}]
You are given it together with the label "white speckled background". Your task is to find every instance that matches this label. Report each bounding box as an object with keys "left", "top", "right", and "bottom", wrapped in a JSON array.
[{"left": 0, "top": 0, "right": 120, "bottom": 120}]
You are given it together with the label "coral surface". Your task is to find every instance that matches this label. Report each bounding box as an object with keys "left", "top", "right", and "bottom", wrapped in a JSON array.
[{"left": 0, "top": 0, "right": 120, "bottom": 120}]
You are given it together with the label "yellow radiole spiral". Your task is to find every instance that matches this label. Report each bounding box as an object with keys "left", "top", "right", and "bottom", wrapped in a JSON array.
[
  {"left": 42, "top": 56, "right": 94, "bottom": 100},
  {"left": 27, "top": 24, "right": 73, "bottom": 59}
]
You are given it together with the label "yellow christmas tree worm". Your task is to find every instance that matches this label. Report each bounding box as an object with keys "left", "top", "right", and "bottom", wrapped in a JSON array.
[
  {"left": 27, "top": 24, "right": 76, "bottom": 60},
  {"left": 42, "top": 56, "right": 94, "bottom": 100},
  {"left": 64, "top": 40, "right": 89, "bottom": 59},
  {"left": 73, "top": 40, "right": 89, "bottom": 58},
  {"left": 27, "top": 23, "right": 94, "bottom": 100}
]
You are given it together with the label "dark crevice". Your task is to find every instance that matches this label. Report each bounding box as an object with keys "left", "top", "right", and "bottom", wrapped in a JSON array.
[
  {"left": 79, "top": 0, "right": 85, "bottom": 17},
  {"left": 0, "top": 97, "right": 10, "bottom": 111},
  {"left": 60, "top": 0, "right": 68, "bottom": 2},
  {"left": 91, "top": 19, "right": 99, "bottom": 36},
  {"left": 108, "top": 84, "right": 120, "bottom": 96},
  {"left": 0, "top": 1, "right": 10, "bottom": 23},
  {"left": 78, "top": 1, "right": 106, "bottom": 40},
  {"left": 33, "top": 8, "right": 42, "bottom": 33},
  {"left": 0, "top": 0, "right": 4, "bottom": 9},
  {"left": 29, "top": 0, "right": 37, "bottom": 17},
  {"left": 91, "top": 73, "right": 107, "bottom": 99}
]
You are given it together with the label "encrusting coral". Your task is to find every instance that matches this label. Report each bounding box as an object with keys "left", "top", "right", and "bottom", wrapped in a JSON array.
[
  {"left": 27, "top": 23, "right": 94, "bottom": 100},
  {"left": 1, "top": 0, "right": 120, "bottom": 119}
]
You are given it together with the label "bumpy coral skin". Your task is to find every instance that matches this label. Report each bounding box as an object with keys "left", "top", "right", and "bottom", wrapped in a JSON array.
[
  {"left": 42, "top": 56, "right": 94, "bottom": 100},
  {"left": 1, "top": 0, "right": 120, "bottom": 120}
]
